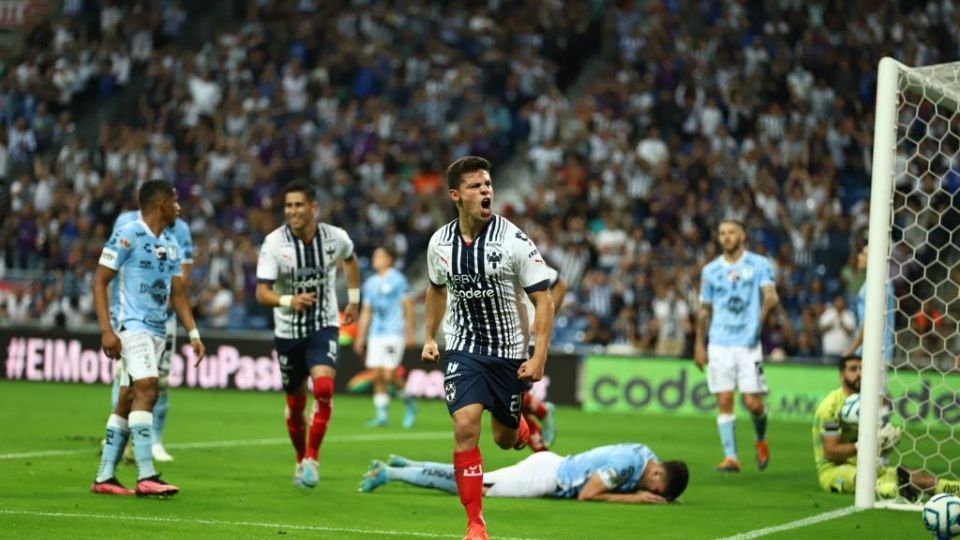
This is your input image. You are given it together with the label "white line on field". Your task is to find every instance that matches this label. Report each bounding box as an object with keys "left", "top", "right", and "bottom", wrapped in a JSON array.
[
  {"left": 715, "top": 506, "right": 863, "bottom": 540},
  {"left": 0, "top": 431, "right": 450, "bottom": 460},
  {"left": 0, "top": 509, "right": 548, "bottom": 540}
]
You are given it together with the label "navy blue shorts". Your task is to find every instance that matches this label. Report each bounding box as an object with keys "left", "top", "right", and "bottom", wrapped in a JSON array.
[
  {"left": 275, "top": 327, "right": 339, "bottom": 393},
  {"left": 443, "top": 351, "right": 531, "bottom": 429}
]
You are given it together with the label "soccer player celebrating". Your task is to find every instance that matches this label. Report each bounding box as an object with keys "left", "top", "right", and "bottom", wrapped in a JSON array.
[
  {"left": 353, "top": 246, "right": 417, "bottom": 428},
  {"left": 360, "top": 442, "right": 689, "bottom": 505},
  {"left": 91, "top": 180, "right": 205, "bottom": 496},
  {"left": 695, "top": 219, "right": 778, "bottom": 472},
  {"left": 813, "top": 355, "right": 960, "bottom": 498},
  {"left": 109, "top": 202, "right": 194, "bottom": 462},
  {"left": 422, "top": 156, "right": 555, "bottom": 540},
  {"left": 255, "top": 179, "right": 361, "bottom": 488}
]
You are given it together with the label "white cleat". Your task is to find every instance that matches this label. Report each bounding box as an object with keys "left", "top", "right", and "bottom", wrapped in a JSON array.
[
  {"left": 301, "top": 458, "right": 319, "bottom": 488},
  {"left": 152, "top": 443, "right": 174, "bottom": 462}
]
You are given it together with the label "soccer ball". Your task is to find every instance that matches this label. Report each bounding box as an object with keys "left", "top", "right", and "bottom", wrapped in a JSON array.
[
  {"left": 923, "top": 493, "right": 960, "bottom": 539},
  {"left": 840, "top": 393, "right": 861, "bottom": 427}
]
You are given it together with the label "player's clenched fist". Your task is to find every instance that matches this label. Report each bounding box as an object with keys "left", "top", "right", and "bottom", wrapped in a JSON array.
[
  {"left": 517, "top": 359, "right": 544, "bottom": 382},
  {"left": 421, "top": 339, "right": 440, "bottom": 363}
]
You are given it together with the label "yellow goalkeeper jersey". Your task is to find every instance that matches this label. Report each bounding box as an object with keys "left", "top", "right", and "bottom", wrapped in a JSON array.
[{"left": 812, "top": 387, "right": 858, "bottom": 473}]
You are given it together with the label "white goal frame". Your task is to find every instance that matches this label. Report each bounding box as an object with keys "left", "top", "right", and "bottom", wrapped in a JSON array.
[{"left": 855, "top": 57, "right": 960, "bottom": 510}]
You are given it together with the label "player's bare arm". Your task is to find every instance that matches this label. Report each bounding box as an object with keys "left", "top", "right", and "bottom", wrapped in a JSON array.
[
  {"left": 255, "top": 282, "right": 316, "bottom": 311},
  {"left": 353, "top": 303, "right": 373, "bottom": 356},
  {"left": 422, "top": 282, "right": 447, "bottom": 363},
  {"left": 93, "top": 265, "right": 121, "bottom": 360},
  {"left": 519, "top": 289, "right": 554, "bottom": 382},
  {"left": 694, "top": 303, "right": 712, "bottom": 372},
  {"left": 342, "top": 254, "right": 361, "bottom": 325},
  {"left": 821, "top": 433, "right": 857, "bottom": 464},
  {"left": 403, "top": 295, "right": 416, "bottom": 348},
  {"left": 760, "top": 284, "right": 779, "bottom": 323},
  {"left": 576, "top": 473, "right": 666, "bottom": 504},
  {"left": 845, "top": 328, "right": 865, "bottom": 357},
  {"left": 171, "top": 275, "right": 205, "bottom": 365}
]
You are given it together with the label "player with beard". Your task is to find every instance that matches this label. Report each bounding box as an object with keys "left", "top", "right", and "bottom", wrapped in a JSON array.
[{"left": 695, "top": 219, "right": 778, "bottom": 473}]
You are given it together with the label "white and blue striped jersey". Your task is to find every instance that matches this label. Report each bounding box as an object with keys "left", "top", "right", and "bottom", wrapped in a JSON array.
[
  {"left": 854, "top": 281, "right": 895, "bottom": 359},
  {"left": 110, "top": 210, "right": 193, "bottom": 328},
  {"left": 699, "top": 251, "right": 775, "bottom": 347},
  {"left": 98, "top": 219, "right": 183, "bottom": 338},
  {"left": 427, "top": 215, "right": 553, "bottom": 360},
  {"left": 256, "top": 223, "right": 355, "bottom": 339},
  {"left": 553, "top": 443, "right": 655, "bottom": 499},
  {"left": 361, "top": 268, "right": 410, "bottom": 338}
]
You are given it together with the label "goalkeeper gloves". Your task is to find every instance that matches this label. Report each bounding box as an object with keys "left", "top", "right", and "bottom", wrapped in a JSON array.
[{"left": 878, "top": 423, "right": 903, "bottom": 452}]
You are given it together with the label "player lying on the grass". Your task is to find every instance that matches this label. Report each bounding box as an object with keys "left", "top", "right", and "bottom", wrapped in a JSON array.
[
  {"left": 360, "top": 442, "right": 689, "bottom": 504},
  {"left": 814, "top": 355, "right": 960, "bottom": 499}
]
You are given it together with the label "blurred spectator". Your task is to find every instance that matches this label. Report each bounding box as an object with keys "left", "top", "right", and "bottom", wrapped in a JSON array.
[{"left": 818, "top": 295, "right": 856, "bottom": 358}]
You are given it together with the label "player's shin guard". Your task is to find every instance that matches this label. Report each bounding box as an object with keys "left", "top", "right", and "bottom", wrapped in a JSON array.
[
  {"left": 152, "top": 391, "right": 169, "bottom": 444},
  {"left": 751, "top": 405, "right": 768, "bottom": 441},
  {"left": 717, "top": 414, "right": 737, "bottom": 459},
  {"left": 522, "top": 393, "right": 548, "bottom": 420},
  {"left": 306, "top": 377, "right": 334, "bottom": 461},
  {"left": 453, "top": 447, "right": 484, "bottom": 527},
  {"left": 129, "top": 411, "right": 157, "bottom": 480},
  {"left": 936, "top": 479, "right": 960, "bottom": 495},
  {"left": 285, "top": 394, "right": 307, "bottom": 462},
  {"left": 96, "top": 414, "right": 130, "bottom": 482}
]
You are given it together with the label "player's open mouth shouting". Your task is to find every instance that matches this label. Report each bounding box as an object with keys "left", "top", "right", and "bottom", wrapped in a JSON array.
[{"left": 480, "top": 196, "right": 492, "bottom": 218}]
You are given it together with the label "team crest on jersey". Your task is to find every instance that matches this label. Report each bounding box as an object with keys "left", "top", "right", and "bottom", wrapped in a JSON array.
[
  {"left": 154, "top": 245, "right": 168, "bottom": 261},
  {"left": 486, "top": 249, "right": 503, "bottom": 270},
  {"left": 728, "top": 268, "right": 753, "bottom": 283},
  {"left": 141, "top": 278, "right": 169, "bottom": 306},
  {"left": 118, "top": 237, "right": 130, "bottom": 248}
]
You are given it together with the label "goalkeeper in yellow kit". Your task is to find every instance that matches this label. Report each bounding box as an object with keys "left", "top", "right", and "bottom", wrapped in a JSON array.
[{"left": 813, "top": 355, "right": 960, "bottom": 499}]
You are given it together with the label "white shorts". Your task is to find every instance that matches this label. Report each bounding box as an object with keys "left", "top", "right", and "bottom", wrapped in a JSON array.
[
  {"left": 484, "top": 451, "right": 564, "bottom": 498},
  {"left": 115, "top": 330, "right": 166, "bottom": 384},
  {"left": 706, "top": 344, "right": 768, "bottom": 394},
  {"left": 365, "top": 336, "right": 405, "bottom": 369}
]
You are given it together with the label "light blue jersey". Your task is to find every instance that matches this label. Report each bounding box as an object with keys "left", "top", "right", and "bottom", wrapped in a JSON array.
[
  {"left": 699, "top": 251, "right": 775, "bottom": 347},
  {"left": 854, "top": 281, "right": 895, "bottom": 359},
  {"left": 361, "top": 268, "right": 410, "bottom": 338},
  {"left": 553, "top": 443, "right": 655, "bottom": 499},
  {"left": 99, "top": 220, "right": 183, "bottom": 337},
  {"left": 110, "top": 211, "right": 193, "bottom": 327}
]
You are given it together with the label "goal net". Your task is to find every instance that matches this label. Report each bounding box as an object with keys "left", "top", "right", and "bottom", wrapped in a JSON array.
[{"left": 856, "top": 58, "right": 960, "bottom": 510}]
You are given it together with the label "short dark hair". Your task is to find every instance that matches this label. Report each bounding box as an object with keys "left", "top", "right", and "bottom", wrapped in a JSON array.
[
  {"left": 284, "top": 179, "right": 315, "bottom": 202},
  {"left": 138, "top": 180, "right": 174, "bottom": 210},
  {"left": 839, "top": 354, "right": 861, "bottom": 371},
  {"left": 719, "top": 218, "right": 746, "bottom": 232},
  {"left": 662, "top": 460, "right": 689, "bottom": 501},
  {"left": 446, "top": 156, "right": 491, "bottom": 190},
  {"left": 378, "top": 245, "right": 398, "bottom": 261}
]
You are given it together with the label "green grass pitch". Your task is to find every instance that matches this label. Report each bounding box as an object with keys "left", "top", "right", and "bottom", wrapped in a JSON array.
[{"left": 0, "top": 381, "right": 928, "bottom": 539}]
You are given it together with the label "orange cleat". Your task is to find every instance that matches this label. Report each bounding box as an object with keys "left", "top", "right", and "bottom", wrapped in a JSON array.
[
  {"left": 714, "top": 456, "right": 741, "bottom": 472},
  {"left": 463, "top": 522, "right": 489, "bottom": 540},
  {"left": 755, "top": 440, "right": 770, "bottom": 470},
  {"left": 90, "top": 477, "right": 135, "bottom": 496}
]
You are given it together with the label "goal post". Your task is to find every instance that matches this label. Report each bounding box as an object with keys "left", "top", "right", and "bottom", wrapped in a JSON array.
[{"left": 856, "top": 57, "right": 960, "bottom": 510}]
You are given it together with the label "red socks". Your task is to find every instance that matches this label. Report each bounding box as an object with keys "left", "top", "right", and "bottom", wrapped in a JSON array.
[
  {"left": 306, "top": 376, "right": 334, "bottom": 460},
  {"left": 526, "top": 416, "right": 546, "bottom": 452},
  {"left": 513, "top": 415, "right": 531, "bottom": 450},
  {"left": 522, "top": 393, "right": 548, "bottom": 420},
  {"left": 453, "top": 447, "right": 484, "bottom": 527},
  {"left": 284, "top": 394, "right": 307, "bottom": 462}
]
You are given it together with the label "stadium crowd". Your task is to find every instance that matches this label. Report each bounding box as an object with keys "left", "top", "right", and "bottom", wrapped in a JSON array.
[
  {"left": 1, "top": 0, "right": 958, "bottom": 364},
  {"left": 506, "top": 0, "right": 960, "bottom": 361}
]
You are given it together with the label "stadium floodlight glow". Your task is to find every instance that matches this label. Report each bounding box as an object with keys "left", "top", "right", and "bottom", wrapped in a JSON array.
[{"left": 856, "top": 57, "right": 960, "bottom": 511}]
